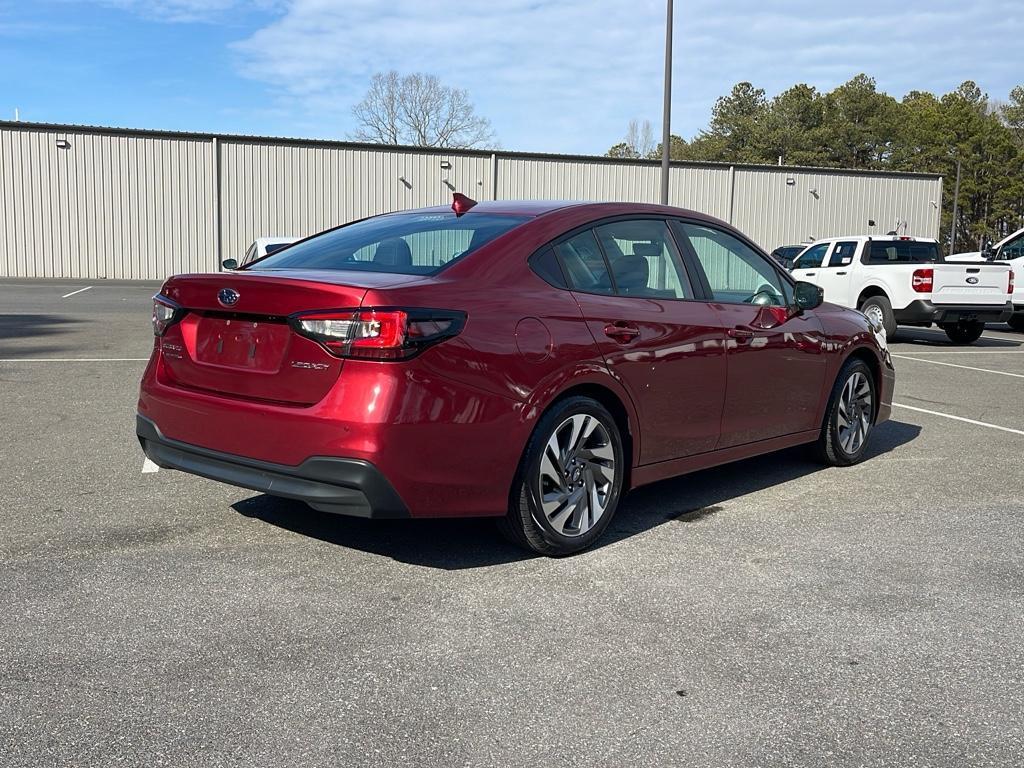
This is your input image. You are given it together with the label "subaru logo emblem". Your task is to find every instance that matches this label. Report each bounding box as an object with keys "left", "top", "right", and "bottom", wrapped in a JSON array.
[
  {"left": 217, "top": 288, "right": 240, "bottom": 307},
  {"left": 966, "top": 276, "right": 979, "bottom": 285}
]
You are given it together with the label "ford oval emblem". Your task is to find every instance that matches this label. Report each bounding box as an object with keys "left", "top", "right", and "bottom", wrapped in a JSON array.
[
  {"left": 966, "top": 276, "right": 979, "bottom": 284},
  {"left": 217, "top": 288, "right": 240, "bottom": 307}
]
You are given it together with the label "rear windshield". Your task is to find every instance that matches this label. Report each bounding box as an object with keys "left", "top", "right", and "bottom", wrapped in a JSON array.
[
  {"left": 247, "top": 212, "right": 529, "bottom": 275},
  {"left": 865, "top": 240, "right": 940, "bottom": 264}
]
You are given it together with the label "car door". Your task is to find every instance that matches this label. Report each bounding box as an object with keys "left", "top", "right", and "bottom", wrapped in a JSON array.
[
  {"left": 814, "top": 240, "right": 859, "bottom": 306},
  {"left": 674, "top": 220, "right": 828, "bottom": 448},
  {"left": 789, "top": 242, "right": 829, "bottom": 286},
  {"left": 554, "top": 219, "right": 727, "bottom": 464}
]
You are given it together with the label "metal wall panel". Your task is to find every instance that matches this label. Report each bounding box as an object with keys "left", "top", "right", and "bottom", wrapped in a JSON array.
[
  {"left": 496, "top": 157, "right": 661, "bottom": 202},
  {"left": 730, "top": 167, "right": 943, "bottom": 251},
  {"left": 0, "top": 122, "right": 943, "bottom": 280},
  {"left": 0, "top": 125, "right": 214, "bottom": 280}
]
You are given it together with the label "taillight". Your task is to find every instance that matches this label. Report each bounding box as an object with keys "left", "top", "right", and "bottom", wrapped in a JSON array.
[
  {"left": 1009, "top": 270, "right": 1015, "bottom": 295},
  {"left": 911, "top": 268, "right": 933, "bottom": 293},
  {"left": 152, "top": 295, "right": 183, "bottom": 336},
  {"left": 289, "top": 308, "right": 466, "bottom": 360}
]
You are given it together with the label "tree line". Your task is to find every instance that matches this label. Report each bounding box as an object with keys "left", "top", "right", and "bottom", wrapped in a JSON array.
[{"left": 607, "top": 75, "right": 1024, "bottom": 252}]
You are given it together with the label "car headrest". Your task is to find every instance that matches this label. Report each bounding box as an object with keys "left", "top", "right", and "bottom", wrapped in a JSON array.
[
  {"left": 615, "top": 254, "right": 649, "bottom": 292},
  {"left": 373, "top": 238, "right": 413, "bottom": 267}
]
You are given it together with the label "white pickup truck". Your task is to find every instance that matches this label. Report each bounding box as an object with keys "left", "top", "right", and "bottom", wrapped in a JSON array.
[
  {"left": 950, "top": 227, "right": 1024, "bottom": 331},
  {"left": 791, "top": 235, "right": 1014, "bottom": 344}
]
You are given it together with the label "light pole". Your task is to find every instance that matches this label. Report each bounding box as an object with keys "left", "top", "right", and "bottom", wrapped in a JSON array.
[
  {"left": 660, "top": 0, "right": 673, "bottom": 205},
  {"left": 948, "top": 156, "right": 961, "bottom": 257}
]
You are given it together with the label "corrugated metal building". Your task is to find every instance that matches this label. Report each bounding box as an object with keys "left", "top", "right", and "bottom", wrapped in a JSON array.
[{"left": 0, "top": 121, "right": 943, "bottom": 281}]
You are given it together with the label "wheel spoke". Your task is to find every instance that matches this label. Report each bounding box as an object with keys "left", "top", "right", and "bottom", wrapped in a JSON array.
[{"left": 534, "top": 411, "right": 617, "bottom": 538}]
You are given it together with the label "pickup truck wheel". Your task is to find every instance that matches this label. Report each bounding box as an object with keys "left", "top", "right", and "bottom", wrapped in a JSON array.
[
  {"left": 1007, "top": 314, "right": 1024, "bottom": 332},
  {"left": 859, "top": 295, "right": 896, "bottom": 338},
  {"left": 941, "top": 321, "right": 985, "bottom": 344},
  {"left": 816, "top": 359, "right": 876, "bottom": 467},
  {"left": 498, "top": 396, "right": 625, "bottom": 556}
]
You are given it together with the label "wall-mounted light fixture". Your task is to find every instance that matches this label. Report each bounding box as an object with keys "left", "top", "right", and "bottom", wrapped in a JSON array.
[
  {"left": 441, "top": 178, "right": 456, "bottom": 191},
  {"left": 808, "top": 187, "right": 819, "bottom": 199},
  {"left": 55, "top": 139, "right": 71, "bottom": 150},
  {"left": 930, "top": 200, "right": 938, "bottom": 209},
  {"left": 398, "top": 175, "right": 412, "bottom": 189},
  {"left": 439, "top": 160, "right": 452, "bottom": 170},
  {"left": 785, "top": 177, "right": 796, "bottom": 186}
]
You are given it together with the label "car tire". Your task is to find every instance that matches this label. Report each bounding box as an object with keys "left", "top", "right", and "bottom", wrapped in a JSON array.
[
  {"left": 815, "top": 358, "right": 877, "bottom": 467},
  {"left": 1007, "top": 314, "right": 1024, "bottom": 332},
  {"left": 941, "top": 321, "right": 985, "bottom": 344},
  {"left": 858, "top": 295, "right": 896, "bottom": 338},
  {"left": 498, "top": 396, "right": 625, "bottom": 556}
]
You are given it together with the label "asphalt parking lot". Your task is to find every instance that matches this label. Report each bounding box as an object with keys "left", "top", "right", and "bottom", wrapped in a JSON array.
[{"left": 2, "top": 278, "right": 1023, "bottom": 767}]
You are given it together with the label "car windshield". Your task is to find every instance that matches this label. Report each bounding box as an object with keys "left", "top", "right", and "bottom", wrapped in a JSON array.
[
  {"left": 247, "top": 212, "right": 529, "bottom": 275},
  {"left": 866, "top": 240, "right": 940, "bottom": 264}
]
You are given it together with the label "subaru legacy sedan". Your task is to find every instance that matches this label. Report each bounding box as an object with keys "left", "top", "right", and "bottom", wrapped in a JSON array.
[{"left": 138, "top": 198, "right": 894, "bottom": 555}]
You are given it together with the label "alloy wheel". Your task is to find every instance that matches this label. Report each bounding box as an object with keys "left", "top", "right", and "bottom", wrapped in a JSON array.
[
  {"left": 536, "top": 413, "right": 616, "bottom": 537},
  {"left": 836, "top": 371, "right": 873, "bottom": 454}
]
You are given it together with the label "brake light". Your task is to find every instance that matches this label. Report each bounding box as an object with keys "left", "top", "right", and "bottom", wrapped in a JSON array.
[
  {"left": 152, "top": 295, "right": 183, "bottom": 336},
  {"left": 911, "top": 268, "right": 933, "bottom": 293},
  {"left": 290, "top": 308, "right": 466, "bottom": 360},
  {"left": 1009, "top": 270, "right": 1015, "bottom": 295}
]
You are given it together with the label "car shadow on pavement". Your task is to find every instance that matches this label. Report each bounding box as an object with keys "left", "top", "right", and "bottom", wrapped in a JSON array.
[
  {"left": 892, "top": 327, "right": 1022, "bottom": 347},
  {"left": 0, "top": 313, "right": 81, "bottom": 357},
  {"left": 233, "top": 419, "right": 922, "bottom": 570}
]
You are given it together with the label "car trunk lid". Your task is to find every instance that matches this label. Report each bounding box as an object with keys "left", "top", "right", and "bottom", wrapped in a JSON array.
[{"left": 156, "top": 272, "right": 386, "bottom": 405}]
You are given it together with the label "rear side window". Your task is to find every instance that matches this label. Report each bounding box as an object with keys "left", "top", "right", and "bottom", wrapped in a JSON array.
[
  {"left": 554, "top": 231, "right": 615, "bottom": 295},
  {"left": 827, "top": 241, "right": 858, "bottom": 267},
  {"left": 865, "top": 240, "right": 939, "bottom": 264},
  {"left": 999, "top": 232, "right": 1024, "bottom": 260},
  {"left": 248, "top": 212, "right": 528, "bottom": 275},
  {"left": 529, "top": 248, "right": 568, "bottom": 289},
  {"left": 594, "top": 220, "right": 692, "bottom": 298}
]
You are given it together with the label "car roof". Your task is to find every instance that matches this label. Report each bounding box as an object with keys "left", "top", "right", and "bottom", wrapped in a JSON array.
[
  {"left": 810, "top": 235, "right": 938, "bottom": 243},
  {"left": 386, "top": 199, "right": 729, "bottom": 225}
]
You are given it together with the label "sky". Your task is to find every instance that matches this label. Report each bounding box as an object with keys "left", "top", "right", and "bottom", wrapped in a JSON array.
[{"left": 0, "top": 0, "right": 1021, "bottom": 155}]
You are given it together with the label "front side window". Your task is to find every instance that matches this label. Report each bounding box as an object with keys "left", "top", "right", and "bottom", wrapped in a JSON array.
[
  {"left": 792, "top": 243, "right": 828, "bottom": 270},
  {"left": 680, "top": 222, "right": 788, "bottom": 306},
  {"left": 998, "top": 232, "right": 1024, "bottom": 260},
  {"left": 594, "top": 220, "right": 692, "bottom": 299},
  {"left": 827, "top": 241, "right": 858, "bottom": 267},
  {"left": 248, "top": 212, "right": 528, "bottom": 275}
]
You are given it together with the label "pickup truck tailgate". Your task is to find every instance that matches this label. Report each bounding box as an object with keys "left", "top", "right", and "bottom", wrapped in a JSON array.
[{"left": 932, "top": 263, "right": 1012, "bottom": 306}]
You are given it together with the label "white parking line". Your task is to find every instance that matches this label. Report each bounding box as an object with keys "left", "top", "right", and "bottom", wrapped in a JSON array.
[
  {"left": 61, "top": 286, "right": 92, "bottom": 298},
  {"left": 889, "top": 350, "right": 1024, "bottom": 355},
  {"left": 142, "top": 458, "right": 160, "bottom": 474},
  {"left": 893, "top": 403, "right": 1024, "bottom": 436},
  {"left": 891, "top": 354, "right": 1024, "bottom": 378},
  {"left": 0, "top": 358, "right": 149, "bottom": 362}
]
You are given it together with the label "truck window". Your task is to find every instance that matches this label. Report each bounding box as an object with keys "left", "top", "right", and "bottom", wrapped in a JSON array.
[
  {"left": 998, "top": 232, "right": 1024, "bottom": 260},
  {"left": 827, "top": 242, "right": 857, "bottom": 267},
  {"left": 864, "top": 241, "right": 939, "bottom": 264},
  {"left": 793, "top": 243, "right": 828, "bottom": 270}
]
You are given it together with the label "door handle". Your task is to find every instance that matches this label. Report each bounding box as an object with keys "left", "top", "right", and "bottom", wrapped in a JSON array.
[
  {"left": 603, "top": 322, "right": 640, "bottom": 342},
  {"left": 804, "top": 272, "right": 817, "bottom": 276},
  {"left": 836, "top": 271, "right": 847, "bottom": 275},
  {"left": 727, "top": 326, "right": 755, "bottom": 339}
]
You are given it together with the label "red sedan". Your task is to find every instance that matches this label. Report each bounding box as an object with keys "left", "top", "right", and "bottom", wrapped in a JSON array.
[{"left": 138, "top": 198, "right": 894, "bottom": 555}]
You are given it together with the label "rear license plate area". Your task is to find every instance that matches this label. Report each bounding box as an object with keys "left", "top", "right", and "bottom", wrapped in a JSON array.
[{"left": 194, "top": 316, "right": 290, "bottom": 371}]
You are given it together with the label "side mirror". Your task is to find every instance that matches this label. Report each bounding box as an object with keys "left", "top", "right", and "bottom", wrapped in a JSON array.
[
  {"left": 222, "top": 258, "right": 239, "bottom": 270},
  {"left": 793, "top": 280, "right": 824, "bottom": 311}
]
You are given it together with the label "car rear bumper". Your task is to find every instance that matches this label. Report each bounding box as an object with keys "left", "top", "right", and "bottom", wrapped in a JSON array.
[
  {"left": 894, "top": 300, "right": 1013, "bottom": 325},
  {"left": 137, "top": 414, "right": 410, "bottom": 518}
]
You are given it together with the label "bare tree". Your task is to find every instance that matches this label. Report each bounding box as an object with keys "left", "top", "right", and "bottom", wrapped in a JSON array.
[
  {"left": 613, "top": 119, "right": 656, "bottom": 158},
  {"left": 352, "top": 71, "right": 496, "bottom": 149}
]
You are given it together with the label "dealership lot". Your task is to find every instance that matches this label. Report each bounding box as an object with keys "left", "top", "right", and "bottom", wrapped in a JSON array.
[{"left": 2, "top": 279, "right": 1023, "bottom": 767}]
